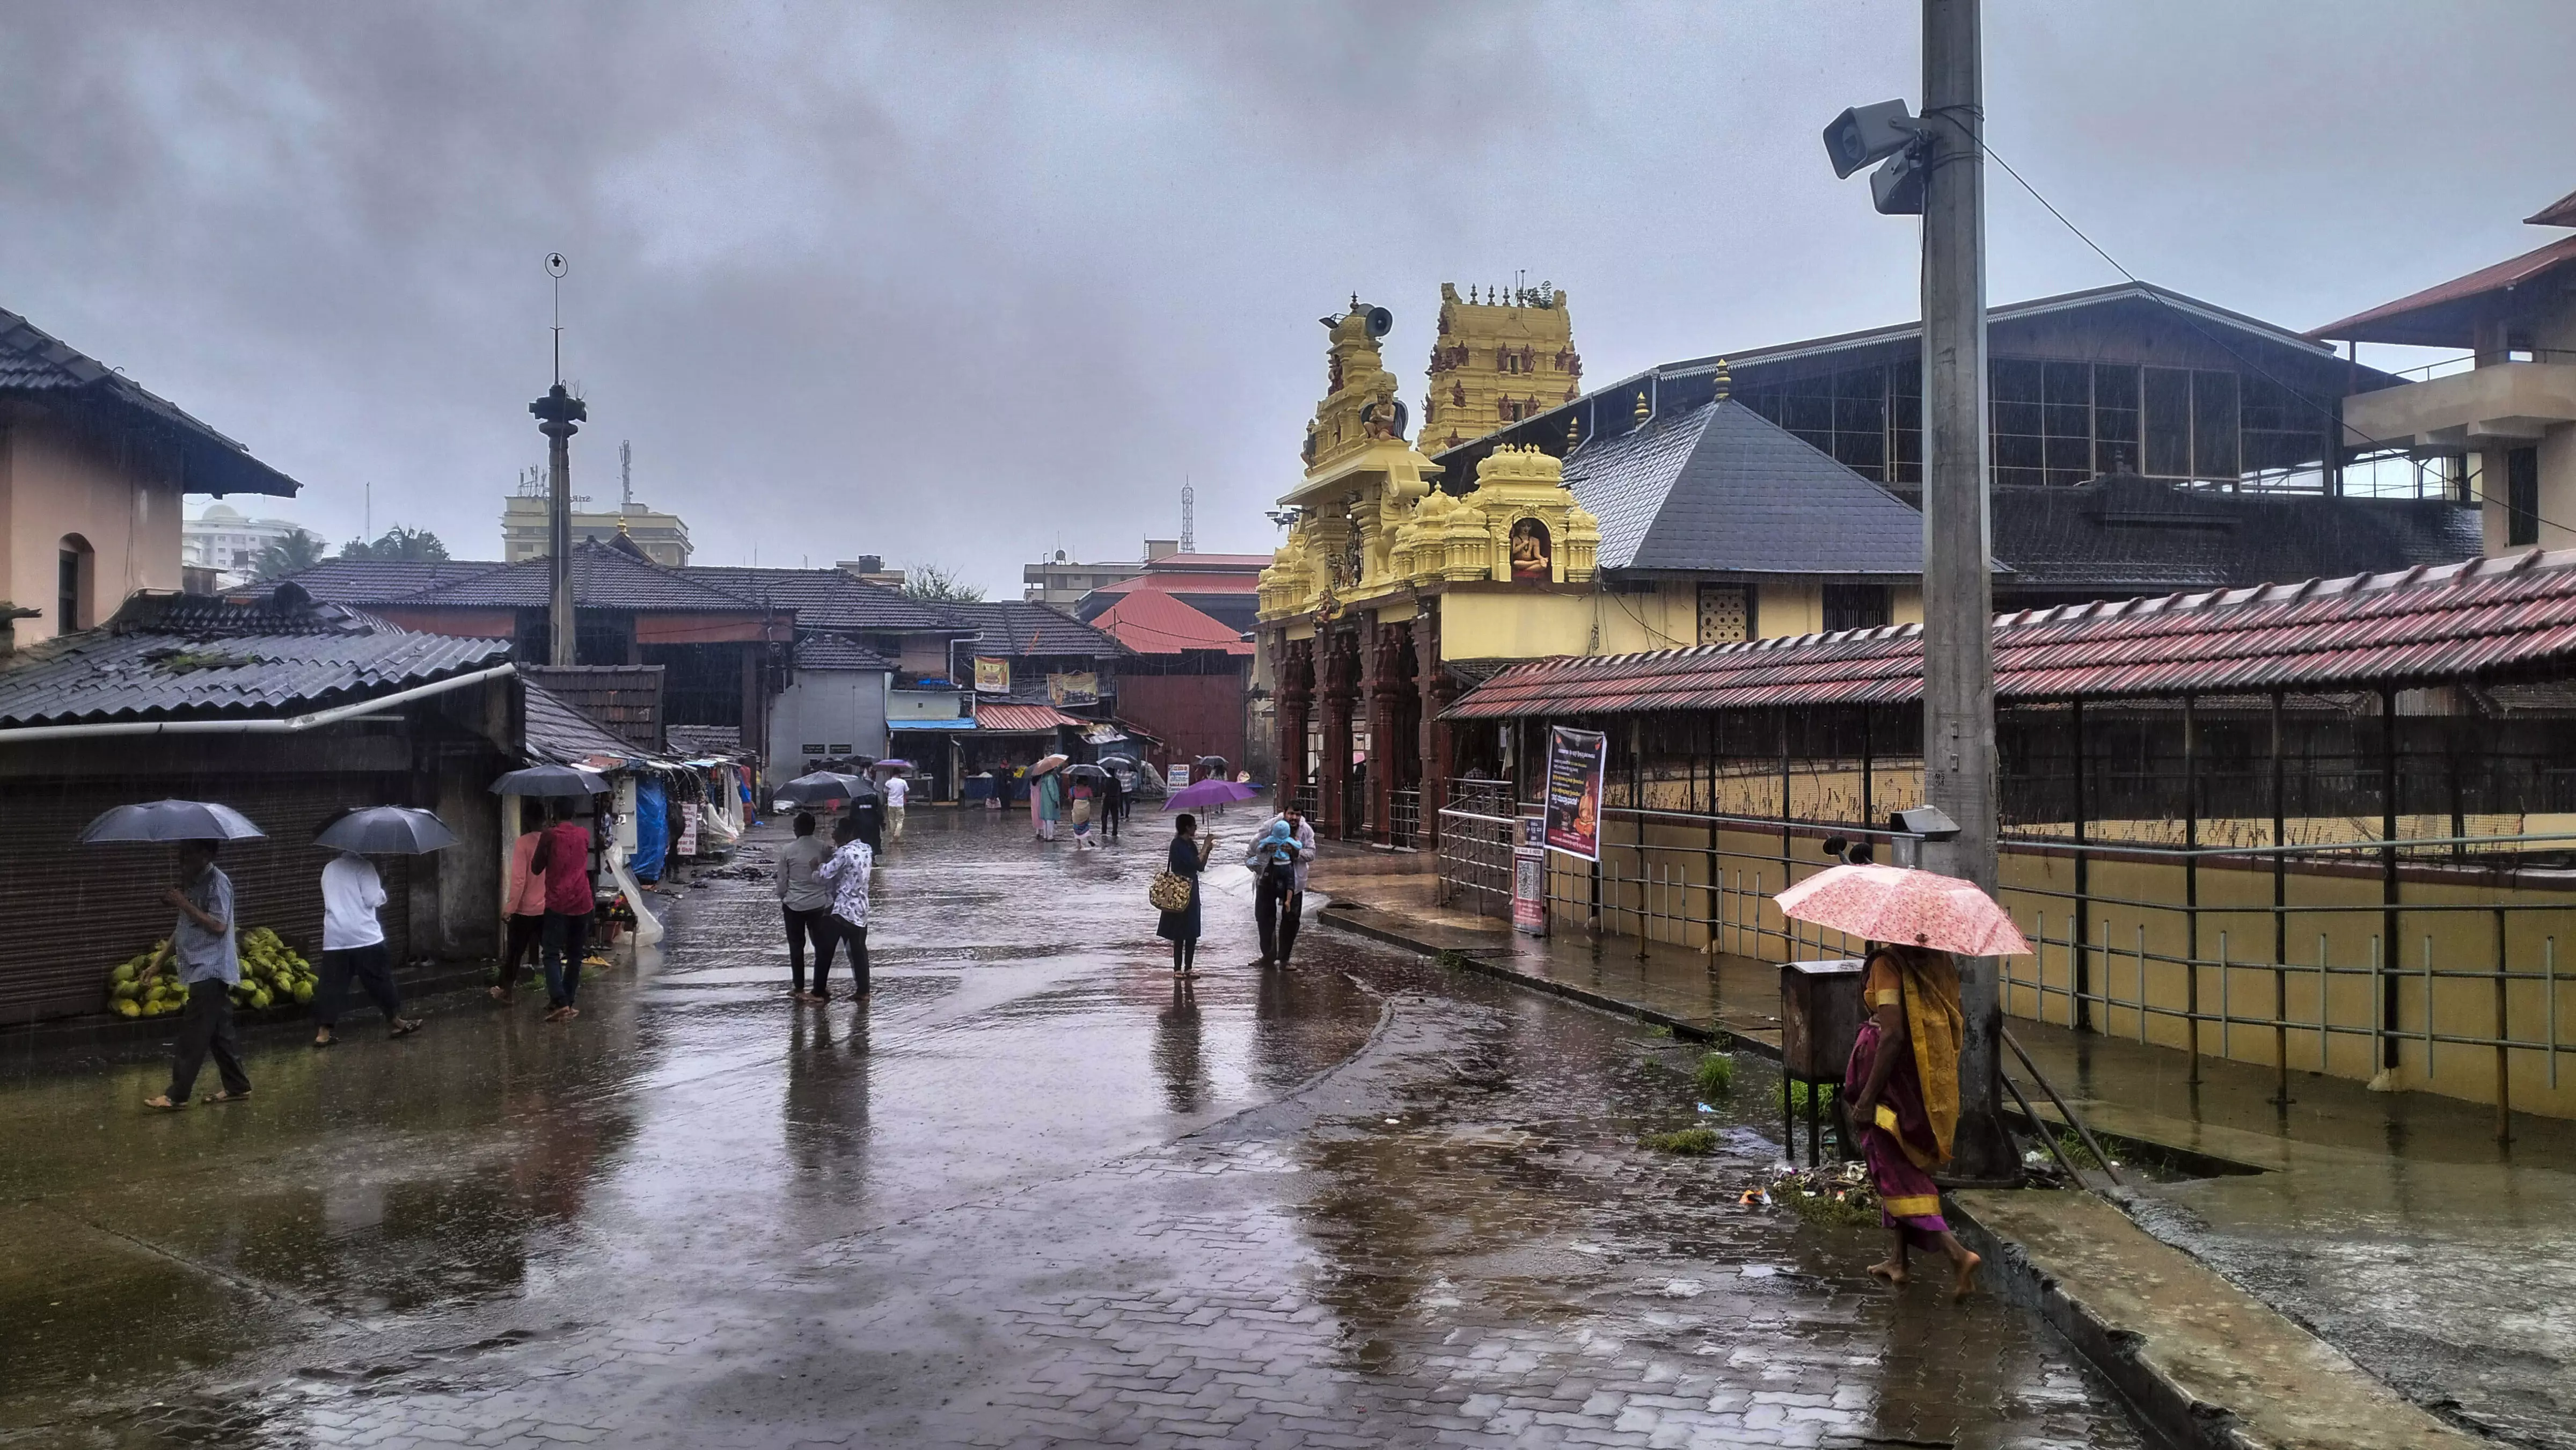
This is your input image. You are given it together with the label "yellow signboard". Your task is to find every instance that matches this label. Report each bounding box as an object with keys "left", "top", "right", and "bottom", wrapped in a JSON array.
[{"left": 974, "top": 657, "right": 1011, "bottom": 695}]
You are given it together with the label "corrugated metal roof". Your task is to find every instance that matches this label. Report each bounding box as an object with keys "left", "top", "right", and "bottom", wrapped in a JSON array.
[
  {"left": 0, "top": 594, "right": 506, "bottom": 726},
  {"left": 2307, "top": 235, "right": 2576, "bottom": 348},
  {"left": 1445, "top": 549, "right": 2576, "bottom": 719},
  {"left": 974, "top": 702, "right": 1088, "bottom": 732}
]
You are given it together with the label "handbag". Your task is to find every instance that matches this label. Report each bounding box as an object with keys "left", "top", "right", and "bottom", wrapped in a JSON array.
[{"left": 1148, "top": 870, "right": 1194, "bottom": 913}]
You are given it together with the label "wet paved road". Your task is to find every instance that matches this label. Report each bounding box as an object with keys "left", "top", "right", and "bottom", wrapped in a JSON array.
[{"left": 2, "top": 810, "right": 2143, "bottom": 1448}]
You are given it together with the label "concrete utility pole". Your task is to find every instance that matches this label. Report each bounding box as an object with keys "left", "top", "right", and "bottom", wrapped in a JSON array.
[
  {"left": 531, "top": 383, "right": 587, "bottom": 667},
  {"left": 1918, "top": 0, "right": 2014, "bottom": 1181}
]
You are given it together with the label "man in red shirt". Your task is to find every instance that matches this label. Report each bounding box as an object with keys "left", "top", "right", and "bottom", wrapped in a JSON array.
[{"left": 530, "top": 798, "right": 597, "bottom": 1022}]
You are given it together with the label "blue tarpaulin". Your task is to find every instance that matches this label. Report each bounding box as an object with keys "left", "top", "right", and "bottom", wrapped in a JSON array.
[{"left": 634, "top": 778, "right": 669, "bottom": 881}]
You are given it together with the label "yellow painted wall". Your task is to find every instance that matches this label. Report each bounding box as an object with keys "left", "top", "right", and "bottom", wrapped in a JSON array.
[{"left": 1521, "top": 798, "right": 2576, "bottom": 1120}]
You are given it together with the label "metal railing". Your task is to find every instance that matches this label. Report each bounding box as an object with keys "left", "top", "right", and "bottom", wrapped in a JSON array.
[
  {"left": 1430, "top": 798, "right": 2576, "bottom": 1120},
  {"left": 1388, "top": 788, "right": 1421, "bottom": 850}
]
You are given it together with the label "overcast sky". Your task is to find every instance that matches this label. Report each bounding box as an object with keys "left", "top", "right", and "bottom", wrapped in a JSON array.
[{"left": 7, "top": 2, "right": 2573, "bottom": 592}]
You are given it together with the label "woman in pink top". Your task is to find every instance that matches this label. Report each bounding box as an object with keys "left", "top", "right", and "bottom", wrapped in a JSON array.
[{"left": 489, "top": 826, "right": 551, "bottom": 1003}]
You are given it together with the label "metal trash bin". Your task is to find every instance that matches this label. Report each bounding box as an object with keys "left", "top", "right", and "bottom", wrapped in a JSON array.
[{"left": 1780, "top": 958, "right": 1866, "bottom": 1165}]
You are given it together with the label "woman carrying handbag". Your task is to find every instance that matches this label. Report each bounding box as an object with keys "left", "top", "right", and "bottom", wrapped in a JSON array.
[{"left": 1153, "top": 813, "right": 1214, "bottom": 977}]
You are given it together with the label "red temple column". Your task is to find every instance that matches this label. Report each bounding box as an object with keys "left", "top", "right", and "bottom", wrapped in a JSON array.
[{"left": 1318, "top": 632, "right": 1356, "bottom": 840}]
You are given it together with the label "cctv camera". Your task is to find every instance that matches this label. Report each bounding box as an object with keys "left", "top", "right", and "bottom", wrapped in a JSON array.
[{"left": 1822, "top": 99, "right": 1919, "bottom": 180}]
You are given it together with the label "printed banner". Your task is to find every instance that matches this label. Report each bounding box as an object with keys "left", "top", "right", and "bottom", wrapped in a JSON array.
[
  {"left": 1047, "top": 671, "right": 1100, "bottom": 708},
  {"left": 1512, "top": 816, "right": 1548, "bottom": 934},
  {"left": 1542, "top": 725, "right": 1607, "bottom": 862},
  {"left": 973, "top": 657, "right": 1012, "bottom": 694}
]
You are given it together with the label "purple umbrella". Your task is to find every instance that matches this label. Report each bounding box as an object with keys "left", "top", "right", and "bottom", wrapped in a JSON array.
[{"left": 1161, "top": 779, "right": 1258, "bottom": 811}]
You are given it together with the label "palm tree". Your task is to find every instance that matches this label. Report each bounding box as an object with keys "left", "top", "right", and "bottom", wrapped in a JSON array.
[{"left": 251, "top": 529, "right": 327, "bottom": 580}]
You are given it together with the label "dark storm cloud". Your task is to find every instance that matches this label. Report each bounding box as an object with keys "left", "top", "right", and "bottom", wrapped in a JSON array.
[{"left": 4, "top": 3, "right": 2571, "bottom": 588}]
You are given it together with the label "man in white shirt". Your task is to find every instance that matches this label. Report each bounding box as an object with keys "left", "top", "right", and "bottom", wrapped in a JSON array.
[
  {"left": 883, "top": 771, "right": 909, "bottom": 841},
  {"left": 313, "top": 851, "right": 422, "bottom": 1046}
]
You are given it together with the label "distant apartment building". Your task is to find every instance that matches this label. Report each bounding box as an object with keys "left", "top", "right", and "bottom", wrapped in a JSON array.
[
  {"left": 184, "top": 502, "right": 312, "bottom": 587},
  {"left": 1023, "top": 538, "right": 1176, "bottom": 604},
  {"left": 501, "top": 491, "right": 692, "bottom": 567}
]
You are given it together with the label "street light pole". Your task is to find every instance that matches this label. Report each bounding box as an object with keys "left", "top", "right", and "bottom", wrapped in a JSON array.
[
  {"left": 531, "top": 383, "right": 587, "bottom": 667},
  {"left": 1918, "top": 0, "right": 2014, "bottom": 1181}
]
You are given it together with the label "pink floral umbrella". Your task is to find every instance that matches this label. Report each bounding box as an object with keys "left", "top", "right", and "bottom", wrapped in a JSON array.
[{"left": 1773, "top": 864, "right": 2031, "bottom": 957}]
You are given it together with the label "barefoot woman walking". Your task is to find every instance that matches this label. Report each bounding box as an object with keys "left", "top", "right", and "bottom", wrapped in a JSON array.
[{"left": 1841, "top": 944, "right": 1981, "bottom": 1299}]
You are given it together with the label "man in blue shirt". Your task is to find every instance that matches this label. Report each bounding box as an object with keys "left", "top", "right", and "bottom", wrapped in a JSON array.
[{"left": 140, "top": 840, "right": 251, "bottom": 1110}]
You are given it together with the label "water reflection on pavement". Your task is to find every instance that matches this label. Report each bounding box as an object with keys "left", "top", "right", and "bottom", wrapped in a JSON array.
[{"left": 0, "top": 808, "right": 2141, "bottom": 1448}]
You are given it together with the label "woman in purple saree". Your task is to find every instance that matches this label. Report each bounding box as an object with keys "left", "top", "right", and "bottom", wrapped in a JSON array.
[{"left": 1843, "top": 944, "right": 1982, "bottom": 1299}]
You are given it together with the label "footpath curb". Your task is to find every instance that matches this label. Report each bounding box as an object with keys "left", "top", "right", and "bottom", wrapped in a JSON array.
[
  {"left": 1312, "top": 894, "right": 2478, "bottom": 1450},
  {"left": 1948, "top": 1189, "right": 2482, "bottom": 1450}
]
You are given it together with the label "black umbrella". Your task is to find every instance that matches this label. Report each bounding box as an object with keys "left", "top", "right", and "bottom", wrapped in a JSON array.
[
  {"left": 1063, "top": 763, "right": 1109, "bottom": 782},
  {"left": 78, "top": 799, "right": 266, "bottom": 843},
  {"left": 1195, "top": 755, "right": 1231, "bottom": 777},
  {"left": 314, "top": 806, "right": 458, "bottom": 854},
  {"left": 777, "top": 770, "right": 872, "bottom": 805},
  {"left": 491, "top": 763, "right": 611, "bottom": 798}
]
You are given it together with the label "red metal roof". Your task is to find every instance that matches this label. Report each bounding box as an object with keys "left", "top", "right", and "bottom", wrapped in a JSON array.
[
  {"left": 972, "top": 702, "right": 1089, "bottom": 732},
  {"left": 1090, "top": 590, "right": 1254, "bottom": 655},
  {"left": 2307, "top": 235, "right": 2576, "bottom": 348},
  {"left": 1445, "top": 549, "right": 2576, "bottom": 719},
  {"left": 2526, "top": 186, "right": 2576, "bottom": 229}
]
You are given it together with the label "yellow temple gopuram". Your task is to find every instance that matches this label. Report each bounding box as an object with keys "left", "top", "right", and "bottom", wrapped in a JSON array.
[{"left": 1258, "top": 287, "right": 1933, "bottom": 843}]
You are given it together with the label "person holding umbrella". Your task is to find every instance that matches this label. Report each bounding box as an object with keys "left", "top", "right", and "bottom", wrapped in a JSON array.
[
  {"left": 1100, "top": 761, "right": 1125, "bottom": 842},
  {"left": 1155, "top": 812, "right": 1214, "bottom": 978},
  {"left": 815, "top": 813, "right": 874, "bottom": 1001},
  {"left": 1030, "top": 755, "right": 1066, "bottom": 842},
  {"left": 1065, "top": 764, "right": 1106, "bottom": 851},
  {"left": 530, "top": 798, "right": 597, "bottom": 1023},
  {"left": 882, "top": 766, "right": 909, "bottom": 842},
  {"left": 1774, "top": 863, "right": 2021, "bottom": 1301},
  {"left": 308, "top": 808, "right": 445, "bottom": 1045},
  {"left": 139, "top": 839, "right": 252, "bottom": 1110},
  {"left": 775, "top": 810, "right": 838, "bottom": 1002}
]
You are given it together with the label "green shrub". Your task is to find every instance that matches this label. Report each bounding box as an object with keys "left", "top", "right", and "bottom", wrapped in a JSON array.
[
  {"left": 1787, "top": 1080, "right": 1836, "bottom": 1115},
  {"left": 1435, "top": 949, "right": 1469, "bottom": 970},
  {"left": 1693, "top": 1052, "right": 1736, "bottom": 1098},
  {"left": 1640, "top": 1127, "right": 1720, "bottom": 1155}
]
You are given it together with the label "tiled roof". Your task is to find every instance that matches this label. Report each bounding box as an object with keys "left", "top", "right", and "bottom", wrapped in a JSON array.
[
  {"left": 1992, "top": 475, "right": 2480, "bottom": 601},
  {"left": 684, "top": 567, "right": 965, "bottom": 631},
  {"left": 1446, "top": 548, "right": 2576, "bottom": 719},
  {"left": 0, "top": 593, "right": 506, "bottom": 726},
  {"left": 519, "top": 679, "right": 636, "bottom": 765},
  {"left": 943, "top": 600, "right": 1124, "bottom": 657},
  {"left": 667, "top": 724, "right": 744, "bottom": 758},
  {"left": 974, "top": 702, "right": 1088, "bottom": 732},
  {"left": 1563, "top": 398, "right": 1927, "bottom": 576},
  {"left": 0, "top": 308, "right": 304, "bottom": 498},
  {"left": 793, "top": 634, "right": 896, "bottom": 671},
  {"left": 2307, "top": 234, "right": 2576, "bottom": 349},
  {"left": 518, "top": 665, "right": 663, "bottom": 750},
  {"left": 407, "top": 542, "right": 757, "bottom": 612},
  {"left": 1090, "top": 589, "right": 1252, "bottom": 655},
  {"left": 284, "top": 558, "right": 510, "bottom": 604}
]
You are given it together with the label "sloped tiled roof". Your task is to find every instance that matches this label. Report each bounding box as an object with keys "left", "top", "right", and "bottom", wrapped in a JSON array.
[
  {"left": 684, "top": 567, "right": 964, "bottom": 631},
  {"left": 667, "top": 724, "right": 743, "bottom": 757},
  {"left": 406, "top": 542, "right": 757, "bottom": 611},
  {"left": 0, "top": 593, "right": 505, "bottom": 726},
  {"left": 943, "top": 600, "right": 1124, "bottom": 657},
  {"left": 519, "top": 679, "right": 636, "bottom": 765},
  {"left": 1991, "top": 474, "right": 2480, "bottom": 600},
  {"left": 793, "top": 635, "right": 896, "bottom": 671},
  {"left": 1, "top": 307, "right": 304, "bottom": 498},
  {"left": 1090, "top": 589, "right": 1252, "bottom": 655},
  {"left": 1562, "top": 397, "right": 1927, "bottom": 576},
  {"left": 284, "top": 558, "right": 510, "bottom": 604}
]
